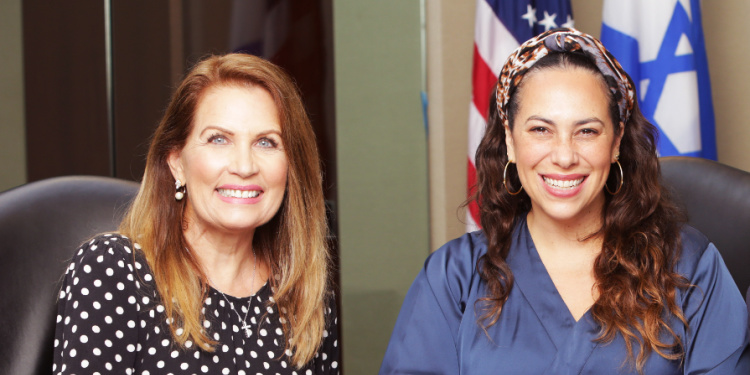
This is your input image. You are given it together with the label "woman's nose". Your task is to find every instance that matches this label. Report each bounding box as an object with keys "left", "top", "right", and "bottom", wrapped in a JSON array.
[
  {"left": 229, "top": 146, "right": 258, "bottom": 177},
  {"left": 550, "top": 137, "right": 578, "bottom": 169}
]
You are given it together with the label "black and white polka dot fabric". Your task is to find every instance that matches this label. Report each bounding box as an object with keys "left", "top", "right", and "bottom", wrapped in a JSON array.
[{"left": 53, "top": 234, "right": 340, "bottom": 374}]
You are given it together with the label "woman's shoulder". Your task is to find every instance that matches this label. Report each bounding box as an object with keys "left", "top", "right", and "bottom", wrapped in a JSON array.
[
  {"left": 71, "top": 233, "right": 141, "bottom": 263},
  {"left": 75, "top": 233, "right": 136, "bottom": 254},
  {"left": 679, "top": 224, "right": 711, "bottom": 253},
  {"left": 420, "top": 231, "right": 488, "bottom": 296},
  {"left": 674, "top": 224, "right": 718, "bottom": 280},
  {"left": 65, "top": 233, "right": 153, "bottom": 287},
  {"left": 426, "top": 231, "right": 487, "bottom": 270}
]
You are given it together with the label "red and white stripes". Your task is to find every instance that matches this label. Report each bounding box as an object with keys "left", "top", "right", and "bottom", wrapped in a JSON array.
[{"left": 467, "top": 0, "right": 521, "bottom": 230}]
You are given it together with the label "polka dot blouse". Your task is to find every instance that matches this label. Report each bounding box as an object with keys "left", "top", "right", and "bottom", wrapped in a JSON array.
[{"left": 53, "top": 234, "right": 340, "bottom": 374}]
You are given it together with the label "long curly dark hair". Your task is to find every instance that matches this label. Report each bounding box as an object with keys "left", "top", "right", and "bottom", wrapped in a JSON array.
[{"left": 470, "top": 52, "right": 688, "bottom": 372}]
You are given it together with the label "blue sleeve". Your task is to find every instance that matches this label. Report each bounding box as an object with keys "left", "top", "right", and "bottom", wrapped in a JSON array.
[
  {"left": 680, "top": 242, "right": 750, "bottom": 374},
  {"left": 379, "top": 233, "right": 482, "bottom": 375}
]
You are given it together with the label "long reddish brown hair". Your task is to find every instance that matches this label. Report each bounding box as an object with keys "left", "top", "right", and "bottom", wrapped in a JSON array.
[
  {"left": 471, "top": 52, "right": 688, "bottom": 372},
  {"left": 119, "top": 54, "right": 331, "bottom": 368}
]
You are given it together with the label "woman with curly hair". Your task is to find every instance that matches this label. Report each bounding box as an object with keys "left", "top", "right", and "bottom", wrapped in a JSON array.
[
  {"left": 380, "top": 28, "right": 748, "bottom": 374},
  {"left": 53, "top": 54, "right": 339, "bottom": 374}
]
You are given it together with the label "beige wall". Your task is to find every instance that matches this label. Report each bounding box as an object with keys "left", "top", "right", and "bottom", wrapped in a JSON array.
[
  {"left": 334, "top": 1, "right": 429, "bottom": 373},
  {"left": 0, "top": 0, "right": 26, "bottom": 192},
  {"left": 570, "top": 0, "right": 602, "bottom": 36},
  {"left": 703, "top": 2, "right": 750, "bottom": 172},
  {"left": 425, "top": 1, "right": 474, "bottom": 249},
  {"left": 428, "top": 0, "right": 750, "bottom": 246}
]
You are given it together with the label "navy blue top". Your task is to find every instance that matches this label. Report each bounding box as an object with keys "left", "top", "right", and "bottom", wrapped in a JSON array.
[{"left": 380, "top": 217, "right": 749, "bottom": 374}]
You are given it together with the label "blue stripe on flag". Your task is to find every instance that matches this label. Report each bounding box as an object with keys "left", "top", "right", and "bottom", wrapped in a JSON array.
[
  {"left": 601, "top": 0, "right": 716, "bottom": 159},
  {"left": 600, "top": 24, "right": 639, "bottom": 78}
]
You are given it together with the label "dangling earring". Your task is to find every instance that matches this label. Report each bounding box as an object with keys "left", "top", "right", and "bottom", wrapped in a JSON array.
[
  {"left": 503, "top": 160, "right": 523, "bottom": 195},
  {"left": 605, "top": 155, "right": 623, "bottom": 195},
  {"left": 175, "top": 179, "right": 186, "bottom": 201}
]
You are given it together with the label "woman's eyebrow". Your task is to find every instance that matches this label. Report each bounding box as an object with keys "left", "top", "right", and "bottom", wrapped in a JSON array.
[
  {"left": 574, "top": 117, "right": 604, "bottom": 126},
  {"left": 525, "top": 115, "right": 605, "bottom": 127},
  {"left": 199, "top": 125, "right": 234, "bottom": 136},
  {"left": 525, "top": 115, "right": 555, "bottom": 125}
]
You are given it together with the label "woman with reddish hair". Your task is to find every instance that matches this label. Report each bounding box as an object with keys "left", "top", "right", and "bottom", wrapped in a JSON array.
[{"left": 53, "top": 54, "right": 339, "bottom": 374}]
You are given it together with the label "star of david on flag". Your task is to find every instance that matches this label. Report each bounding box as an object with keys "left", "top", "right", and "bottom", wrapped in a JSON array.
[
  {"left": 467, "top": 0, "right": 573, "bottom": 231},
  {"left": 601, "top": 0, "right": 717, "bottom": 159}
]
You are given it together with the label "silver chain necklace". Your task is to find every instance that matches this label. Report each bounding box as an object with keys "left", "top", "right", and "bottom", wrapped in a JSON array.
[{"left": 202, "top": 249, "right": 257, "bottom": 338}]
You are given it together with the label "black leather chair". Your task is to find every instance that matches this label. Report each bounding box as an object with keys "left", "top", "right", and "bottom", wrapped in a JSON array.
[
  {"left": 0, "top": 176, "right": 139, "bottom": 375},
  {"left": 660, "top": 156, "right": 750, "bottom": 296}
]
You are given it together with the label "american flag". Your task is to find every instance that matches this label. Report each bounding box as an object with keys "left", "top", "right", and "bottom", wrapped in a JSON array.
[{"left": 467, "top": 0, "right": 574, "bottom": 231}]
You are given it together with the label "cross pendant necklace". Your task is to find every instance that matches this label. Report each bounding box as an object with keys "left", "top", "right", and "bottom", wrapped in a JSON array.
[
  {"left": 197, "top": 247, "right": 258, "bottom": 339},
  {"left": 241, "top": 322, "right": 253, "bottom": 338}
]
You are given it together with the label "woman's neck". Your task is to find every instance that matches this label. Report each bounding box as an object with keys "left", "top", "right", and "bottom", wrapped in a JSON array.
[
  {"left": 183, "top": 223, "right": 268, "bottom": 298},
  {"left": 526, "top": 209, "right": 604, "bottom": 257},
  {"left": 526, "top": 211, "right": 603, "bottom": 321}
]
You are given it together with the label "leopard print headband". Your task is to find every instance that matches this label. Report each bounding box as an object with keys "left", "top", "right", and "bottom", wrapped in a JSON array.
[{"left": 496, "top": 28, "right": 635, "bottom": 127}]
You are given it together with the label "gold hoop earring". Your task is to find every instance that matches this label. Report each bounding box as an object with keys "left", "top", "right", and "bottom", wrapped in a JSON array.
[
  {"left": 605, "top": 160, "right": 623, "bottom": 195},
  {"left": 503, "top": 160, "right": 523, "bottom": 196}
]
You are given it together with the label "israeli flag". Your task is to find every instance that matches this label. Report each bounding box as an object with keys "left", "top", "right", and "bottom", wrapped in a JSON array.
[{"left": 601, "top": 0, "right": 716, "bottom": 159}]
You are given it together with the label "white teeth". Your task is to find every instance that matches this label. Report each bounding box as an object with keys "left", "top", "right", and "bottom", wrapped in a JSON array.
[
  {"left": 543, "top": 177, "right": 584, "bottom": 189},
  {"left": 218, "top": 189, "right": 260, "bottom": 198}
]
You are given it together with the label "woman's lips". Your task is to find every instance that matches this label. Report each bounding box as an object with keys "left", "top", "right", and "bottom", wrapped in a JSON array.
[
  {"left": 217, "top": 189, "right": 261, "bottom": 198},
  {"left": 216, "top": 185, "right": 263, "bottom": 203},
  {"left": 540, "top": 174, "right": 586, "bottom": 197},
  {"left": 542, "top": 176, "right": 584, "bottom": 189}
]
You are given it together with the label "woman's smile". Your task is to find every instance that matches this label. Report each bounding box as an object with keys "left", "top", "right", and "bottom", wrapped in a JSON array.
[
  {"left": 540, "top": 174, "right": 587, "bottom": 198},
  {"left": 506, "top": 67, "right": 621, "bottom": 227},
  {"left": 541, "top": 175, "right": 585, "bottom": 189},
  {"left": 168, "top": 85, "right": 289, "bottom": 235},
  {"left": 217, "top": 185, "right": 263, "bottom": 202},
  {"left": 217, "top": 189, "right": 260, "bottom": 199}
]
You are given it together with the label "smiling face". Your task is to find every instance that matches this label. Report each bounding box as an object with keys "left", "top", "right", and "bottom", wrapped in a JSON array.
[
  {"left": 168, "top": 84, "right": 288, "bottom": 237},
  {"left": 505, "top": 67, "right": 622, "bottom": 229}
]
